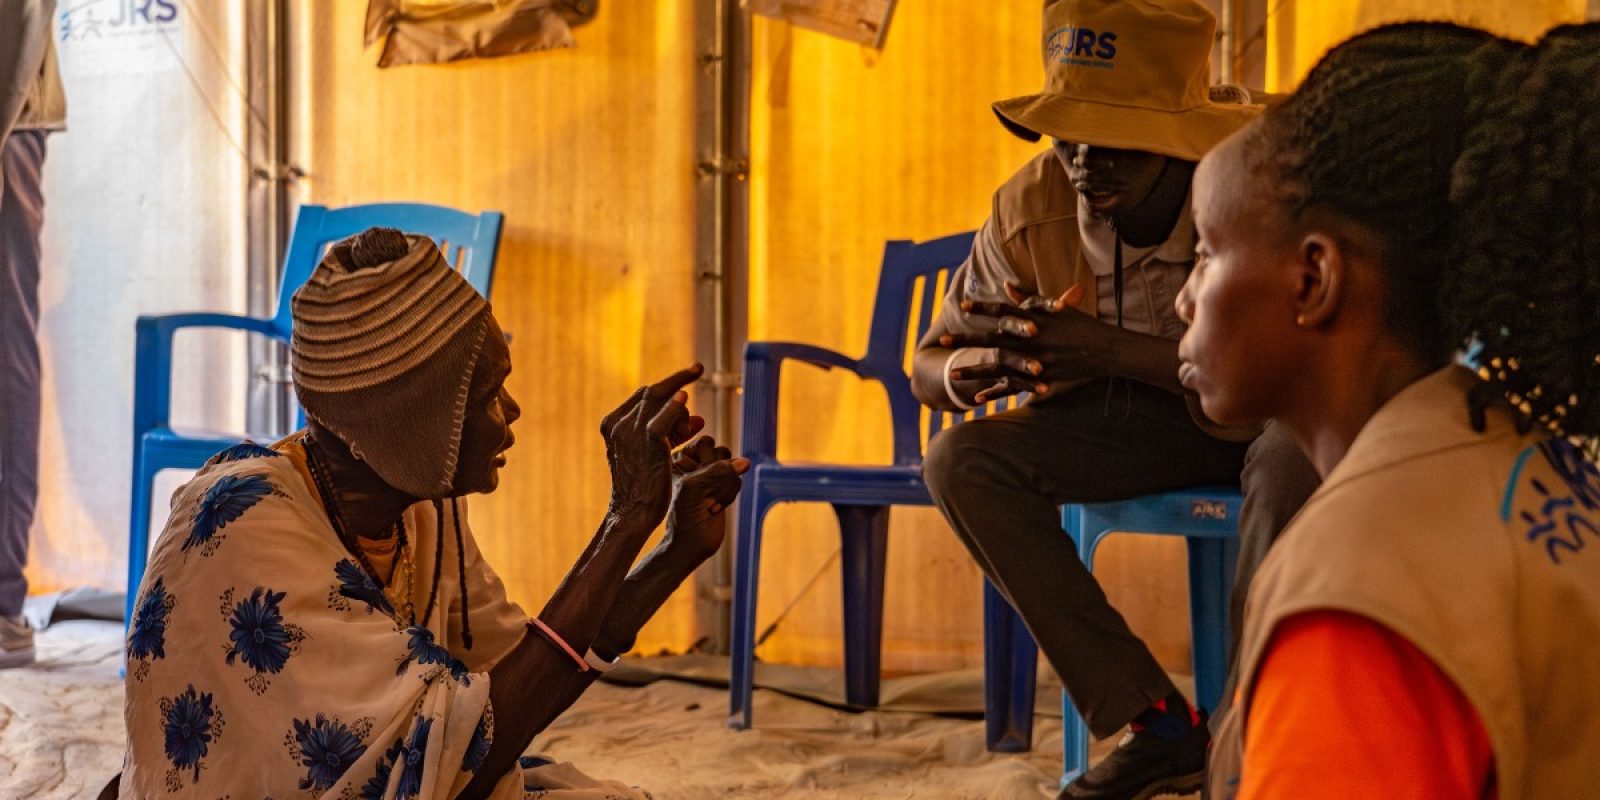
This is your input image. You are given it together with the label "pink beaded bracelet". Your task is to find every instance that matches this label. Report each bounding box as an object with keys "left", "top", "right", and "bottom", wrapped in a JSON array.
[{"left": 528, "top": 617, "right": 591, "bottom": 673}]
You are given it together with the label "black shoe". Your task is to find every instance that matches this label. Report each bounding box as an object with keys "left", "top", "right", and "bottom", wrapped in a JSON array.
[{"left": 1056, "top": 713, "right": 1209, "bottom": 800}]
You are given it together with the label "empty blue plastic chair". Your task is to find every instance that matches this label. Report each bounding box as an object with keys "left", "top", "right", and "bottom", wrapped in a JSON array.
[
  {"left": 729, "top": 231, "right": 1039, "bottom": 743},
  {"left": 126, "top": 203, "right": 504, "bottom": 628},
  {"left": 981, "top": 488, "right": 1242, "bottom": 782}
]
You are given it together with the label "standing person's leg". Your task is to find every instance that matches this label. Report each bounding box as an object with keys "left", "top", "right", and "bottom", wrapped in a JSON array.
[
  {"left": 1211, "top": 420, "right": 1320, "bottom": 727},
  {"left": 0, "top": 130, "right": 47, "bottom": 663},
  {"left": 922, "top": 379, "right": 1247, "bottom": 737}
]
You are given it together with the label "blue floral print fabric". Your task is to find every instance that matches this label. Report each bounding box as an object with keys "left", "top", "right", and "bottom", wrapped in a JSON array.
[{"left": 119, "top": 440, "right": 659, "bottom": 799}]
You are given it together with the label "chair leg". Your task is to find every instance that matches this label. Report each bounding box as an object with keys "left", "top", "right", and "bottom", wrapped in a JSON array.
[
  {"left": 1187, "top": 536, "right": 1233, "bottom": 714},
  {"left": 983, "top": 579, "right": 1037, "bottom": 753},
  {"left": 1060, "top": 508, "right": 1103, "bottom": 785},
  {"left": 125, "top": 446, "right": 155, "bottom": 631},
  {"left": 834, "top": 503, "right": 889, "bottom": 709},
  {"left": 1061, "top": 689, "right": 1090, "bottom": 785},
  {"left": 727, "top": 491, "right": 770, "bottom": 730}
]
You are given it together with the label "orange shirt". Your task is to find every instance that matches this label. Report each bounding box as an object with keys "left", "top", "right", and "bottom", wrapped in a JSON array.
[{"left": 1239, "top": 610, "right": 1496, "bottom": 799}]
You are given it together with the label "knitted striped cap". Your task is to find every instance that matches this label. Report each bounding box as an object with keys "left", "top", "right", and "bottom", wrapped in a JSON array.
[
  {"left": 291, "top": 230, "right": 492, "bottom": 498},
  {"left": 292, "top": 232, "right": 487, "bottom": 392}
]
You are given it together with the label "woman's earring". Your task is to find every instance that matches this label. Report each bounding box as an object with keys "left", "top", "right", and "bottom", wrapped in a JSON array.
[{"left": 1295, "top": 314, "right": 1308, "bottom": 327}]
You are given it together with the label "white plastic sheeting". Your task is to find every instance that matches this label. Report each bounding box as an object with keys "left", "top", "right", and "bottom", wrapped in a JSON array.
[{"left": 30, "top": 1, "right": 249, "bottom": 595}]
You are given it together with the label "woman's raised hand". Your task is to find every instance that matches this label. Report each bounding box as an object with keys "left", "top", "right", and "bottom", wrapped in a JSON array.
[
  {"left": 666, "top": 436, "right": 748, "bottom": 560},
  {"left": 600, "top": 364, "right": 706, "bottom": 531}
]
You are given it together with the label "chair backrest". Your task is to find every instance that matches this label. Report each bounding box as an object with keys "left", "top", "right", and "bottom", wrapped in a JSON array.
[
  {"left": 859, "top": 232, "right": 1024, "bottom": 466},
  {"left": 268, "top": 203, "right": 505, "bottom": 340}
]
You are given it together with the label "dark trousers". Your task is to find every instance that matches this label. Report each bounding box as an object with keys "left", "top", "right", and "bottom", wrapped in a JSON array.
[
  {"left": 922, "top": 378, "right": 1318, "bottom": 738},
  {"left": 0, "top": 131, "right": 47, "bottom": 619}
]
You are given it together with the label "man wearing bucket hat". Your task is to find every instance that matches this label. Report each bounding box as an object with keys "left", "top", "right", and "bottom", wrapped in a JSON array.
[{"left": 915, "top": 1, "right": 1321, "bottom": 797}]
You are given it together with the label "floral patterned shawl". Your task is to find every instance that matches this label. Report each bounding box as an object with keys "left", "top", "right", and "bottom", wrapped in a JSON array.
[{"left": 120, "top": 441, "right": 652, "bottom": 799}]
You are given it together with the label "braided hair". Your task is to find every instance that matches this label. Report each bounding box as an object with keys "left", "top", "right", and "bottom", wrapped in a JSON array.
[{"left": 1248, "top": 22, "right": 1600, "bottom": 455}]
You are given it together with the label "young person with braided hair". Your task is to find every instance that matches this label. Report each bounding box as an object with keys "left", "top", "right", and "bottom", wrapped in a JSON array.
[{"left": 1176, "top": 22, "right": 1600, "bottom": 799}]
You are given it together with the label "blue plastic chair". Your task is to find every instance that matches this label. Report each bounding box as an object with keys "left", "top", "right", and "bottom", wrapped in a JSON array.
[
  {"left": 729, "top": 231, "right": 1038, "bottom": 743},
  {"left": 125, "top": 203, "right": 504, "bottom": 627},
  {"left": 982, "top": 488, "right": 1242, "bottom": 783}
]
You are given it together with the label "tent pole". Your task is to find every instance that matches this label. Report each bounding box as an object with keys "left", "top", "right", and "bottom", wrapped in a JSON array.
[
  {"left": 1220, "top": 0, "right": 1237, "bottom": 84},
  {"left": 693, "top": 0, "right": 751, "bottom": 655},
  {"left": 245, "top": 0, "right": 295, "bottom": 438}
]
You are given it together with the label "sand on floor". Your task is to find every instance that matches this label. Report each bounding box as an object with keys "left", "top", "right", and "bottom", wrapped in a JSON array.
[{"left": 0, "top": 621, "right": 1113, "bottom": 799}]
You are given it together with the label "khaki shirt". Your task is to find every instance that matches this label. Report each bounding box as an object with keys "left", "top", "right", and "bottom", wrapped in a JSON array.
[
  {"left": 915, "top": 151, "right": 1194, "bottom": 408},
  {"left": 1210, "top": 366, "right": 1600, "bottom": 800},
  {"left": 1076, "top": 190, "right": 1192, "bottom": 341}
]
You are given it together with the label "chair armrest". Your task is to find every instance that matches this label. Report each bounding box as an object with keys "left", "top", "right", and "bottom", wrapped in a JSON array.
[
  {"left": 746, "top": 341, "right": 861, "bottom": 374},
  {"left": 138, "top": 311, "right": 277, "bottom": 339},
  {"left": 132, "top": 312, "right": 280, "bottom": 438},
  {"left": 740, "top": 341, "right": 863, "bottom": 463}
]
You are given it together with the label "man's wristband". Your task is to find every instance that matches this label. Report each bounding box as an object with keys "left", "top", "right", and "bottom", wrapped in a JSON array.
[{"left": 942, "top": 349, "right": 978, "bottom": 410}]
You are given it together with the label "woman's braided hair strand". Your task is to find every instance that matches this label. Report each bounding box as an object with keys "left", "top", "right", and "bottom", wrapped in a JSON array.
[{"left": 1448, "top": 24, "right": 1600, "bottom": 452}]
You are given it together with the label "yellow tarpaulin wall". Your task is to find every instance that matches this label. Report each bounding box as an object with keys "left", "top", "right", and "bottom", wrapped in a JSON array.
[
  {"left": 741, "top": 0, "right": 1592, "bottom": 672},
  {"left": 1265, "top": 0, "right": 1587, "bottom": 91},
  {"left": 21, "top": 0, "right": 1595, "bottom": 671},
  {"left": 274, "top": 0, "right": 1588, "bottom": 672},
  {"left": 745, "top": 3, "right": 1196, "bottom": 673},
  {"left": 287, "top": 0, "right": 1198, "bottom": 672},
  {"left": 290, "top": 0, "right": 701, "bottom": 654},
  {"left": 747, "top": 5, "right": 1047, "bottom": 671}
]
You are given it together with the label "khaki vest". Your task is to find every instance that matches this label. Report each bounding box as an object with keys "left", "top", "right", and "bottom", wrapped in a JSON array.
[
  {"left": 14, "top": 2, "right": 67, "bottom": 132},
  {"left": 1209, "top": 367, "right": 1600, "bottom": 800}
]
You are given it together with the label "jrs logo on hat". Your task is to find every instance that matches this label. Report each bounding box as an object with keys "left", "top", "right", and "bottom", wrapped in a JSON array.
[
  {"left": 994, "top": 0, "right": 1260, "bottom": 163},
  {"left": 1045, "top": 24, "right": 1118, "bottom": 67}
]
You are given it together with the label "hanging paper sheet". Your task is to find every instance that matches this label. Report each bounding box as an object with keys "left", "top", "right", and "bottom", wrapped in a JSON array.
[
  {"left": 744, "top": 0, "right": 897, "bottom": 49},
  {"left": 363, "top": 0, "right": 599, "bottom": 67}
]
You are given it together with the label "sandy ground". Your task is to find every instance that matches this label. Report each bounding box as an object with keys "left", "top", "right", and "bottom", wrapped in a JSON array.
[
  {"left": 0, "top": 621, "right": 1120, "bottom": 800},
  {"left": 0, "top": 622, "right": 125, "bottom": 799}
]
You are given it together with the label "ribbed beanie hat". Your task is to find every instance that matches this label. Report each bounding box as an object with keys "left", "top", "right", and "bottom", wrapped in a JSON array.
[{"left": 291, "top": 228, "right": 492, "bottom": 498}]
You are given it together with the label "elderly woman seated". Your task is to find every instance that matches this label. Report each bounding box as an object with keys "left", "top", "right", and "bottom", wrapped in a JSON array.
[{"left": 119, "top": 228, "right": 744, "bottom": 799}]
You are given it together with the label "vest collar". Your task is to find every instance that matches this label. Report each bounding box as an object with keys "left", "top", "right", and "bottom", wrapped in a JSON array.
[{"left": 1319, "top": 365, "right": 1513, "bottom": 496}]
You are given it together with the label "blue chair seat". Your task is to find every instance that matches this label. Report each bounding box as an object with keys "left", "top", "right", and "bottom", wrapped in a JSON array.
[
  {"left": 140, "top": 427, "right": 244, "bottom": 451},
  {"left": 148, "top": 425, "right": 277, "bottom": 447},
  {"left": 745, "top": 463, "right": 930, "bottom": 506}
]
